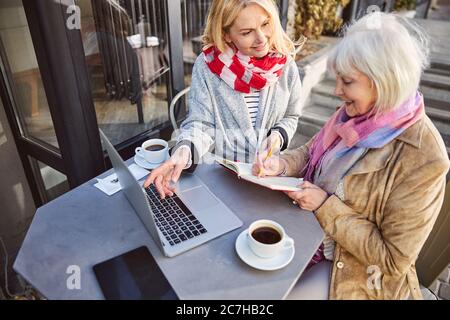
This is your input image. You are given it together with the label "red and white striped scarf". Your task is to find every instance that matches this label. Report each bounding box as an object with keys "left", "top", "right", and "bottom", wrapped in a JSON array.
[{"left": 202, "top": 45, "right": 287, "bottom": 93}]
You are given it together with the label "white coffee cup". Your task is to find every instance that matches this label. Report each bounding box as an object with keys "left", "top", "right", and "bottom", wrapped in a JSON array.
[
  {"left": 135, "top": 139, "right": 168, "bottom": 164},
  {"left": 247, "top": 219, "right": 294, "bottom": 259}
]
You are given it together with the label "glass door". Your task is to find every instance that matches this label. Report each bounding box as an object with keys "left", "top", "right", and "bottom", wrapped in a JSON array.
[
  {"left": 76, "top": 0, "right": 172, "bottom": 146},
  {"left": 0, "top": 0, "right": 187, "bottom": 206},
  {"left": 0, "top": 0, "right": 70, "bottom": 204}
]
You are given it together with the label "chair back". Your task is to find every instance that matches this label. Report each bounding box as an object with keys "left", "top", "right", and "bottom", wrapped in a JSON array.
[
  {"left": 168, "top": 87, "right": 190, "bottom": 148},
  {"left": 416, "top": 179, "right": 450, "bottom": 287},
  {"left": 169, "top": 87, "right": 191, "bottom": 131}
]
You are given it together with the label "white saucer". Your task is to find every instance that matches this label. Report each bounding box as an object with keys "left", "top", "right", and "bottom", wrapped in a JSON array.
[
  {"left": 235, "top": 229, "right": 295, "bottom": 271},
  {"left": 133, "top": 152, "right": 168, "bottom": 170}
]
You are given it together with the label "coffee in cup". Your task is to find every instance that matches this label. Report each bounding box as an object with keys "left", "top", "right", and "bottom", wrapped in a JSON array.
[
  {"left": 247, "top": 219, "right": 294, "bottom": 258},
  {"left": 135, "top": 138, "right": 168, "bottom": 164},
  {"left": 251, "top": 226, "right": 282, "bottom": 244},
  {"left": 145, "top": 144, "right": 165, "bottom": 151}
]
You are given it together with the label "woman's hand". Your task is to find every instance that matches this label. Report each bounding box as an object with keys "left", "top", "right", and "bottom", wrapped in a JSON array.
[
  {"left": 252, "top": 155, "right": 287, "bottom": 177},
  {"left": 252, "top": 132, "right": 284, "bottom": 177},
  {"left": 284, "top": 181, "right": 329, "bottom": 212},
  {"left": 143, "top": 147, "right": 191, "bottom": 199},
  {"left": 258, "top": 132, "right": 282, "bottom": 160}
]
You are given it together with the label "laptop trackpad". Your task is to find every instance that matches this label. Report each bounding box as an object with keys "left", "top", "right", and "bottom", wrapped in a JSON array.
[{"left": 179, "top": 187, "right": 219, "bottom": 211}]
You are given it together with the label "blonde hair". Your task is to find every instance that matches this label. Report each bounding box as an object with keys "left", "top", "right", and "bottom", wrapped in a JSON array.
[
  {"left": 202, "top": 0, "right": 296, "bottom": 56},
  {"left": 328, "top": 12, "right": 430, "bottom": 113}
]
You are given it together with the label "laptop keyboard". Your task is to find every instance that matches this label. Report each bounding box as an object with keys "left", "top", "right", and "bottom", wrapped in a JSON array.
[{"left": 145, "top": 184, "right": 208, "bottom": 246}]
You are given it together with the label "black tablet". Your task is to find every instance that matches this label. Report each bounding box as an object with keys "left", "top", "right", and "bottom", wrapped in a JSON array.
[{"left": 93, "top": 246, "right": 179, "bottom": 300}]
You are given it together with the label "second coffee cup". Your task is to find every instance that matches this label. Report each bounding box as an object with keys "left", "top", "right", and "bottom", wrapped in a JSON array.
[
  {"left": 135, "top": 139, "right": 168, "bottom": 164},
  {"left": 247, "top": 219, "right": 294, "bottom": 259}
]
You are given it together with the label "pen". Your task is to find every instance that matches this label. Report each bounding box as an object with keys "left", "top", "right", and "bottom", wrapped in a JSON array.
[{"left": 258, "top": 145, "right": 273, "bottom": 178}]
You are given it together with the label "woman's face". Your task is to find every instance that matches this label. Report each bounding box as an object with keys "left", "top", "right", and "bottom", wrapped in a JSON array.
[
  {"left": 334, "top": 70, "right": 377, "bottom": 117},
  {"left": 224, "top": 3, "right": 272, "bottom": 58}
]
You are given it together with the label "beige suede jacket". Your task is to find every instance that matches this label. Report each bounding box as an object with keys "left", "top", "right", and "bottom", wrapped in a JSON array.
[{"left": 281, "top": 115, "right": 449, "bottom": 299}]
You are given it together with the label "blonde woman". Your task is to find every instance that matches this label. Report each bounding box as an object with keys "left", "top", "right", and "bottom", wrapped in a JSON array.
[
  {"left": 254, "top": 13, "right": 450, "bottom": 299},
  {"left": 145, "top": 0, "right": 302, "bottom": 198}
]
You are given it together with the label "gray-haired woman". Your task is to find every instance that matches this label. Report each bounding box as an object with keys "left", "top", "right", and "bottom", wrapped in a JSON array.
[{"left": 254, "top": 12, "right": 449, "bottom": 300}]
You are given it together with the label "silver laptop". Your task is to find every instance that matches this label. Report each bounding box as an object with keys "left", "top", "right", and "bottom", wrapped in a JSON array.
[{"left": 99, "top": 129, "right": 243, "bottom": 257}]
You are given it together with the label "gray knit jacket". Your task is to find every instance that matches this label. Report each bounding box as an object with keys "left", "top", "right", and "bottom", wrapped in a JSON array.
[{"left": 174, "top": 53, "right": 302, "bottom": 168}]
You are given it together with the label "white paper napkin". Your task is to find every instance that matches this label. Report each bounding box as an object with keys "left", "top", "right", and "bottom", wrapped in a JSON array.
[
  {"left": 94, "top": 163, "right": 149, "bottom": 196},
  {"left": 126, "top": 34, "right": 142, "bottom": 48}
]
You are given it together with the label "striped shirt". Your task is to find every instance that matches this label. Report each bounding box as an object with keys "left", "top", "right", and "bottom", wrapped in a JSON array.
[{"left": 243, "top": 91, "right": 260, "bottom": 127}]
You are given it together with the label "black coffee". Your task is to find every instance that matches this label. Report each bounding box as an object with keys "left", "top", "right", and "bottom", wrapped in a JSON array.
[
  {"left": 145, "top": 144, "right": 165, "bottom": 151},
  {"left": 251, "top": 227, "right": 281, "bottom": 244}
]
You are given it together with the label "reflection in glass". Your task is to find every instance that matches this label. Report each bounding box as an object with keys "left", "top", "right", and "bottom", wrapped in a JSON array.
[
  {"left": 181, "top": 0, "right": 212, "bottom": 85},
  {"left": 28, "top": 157, "right": 69, "bottom": 203},
  {"left": 0, "top": 0, "right": 58, "bottom": 149},
  {"left": 77, "top": 0, "right": 170, "bottom": 146}
]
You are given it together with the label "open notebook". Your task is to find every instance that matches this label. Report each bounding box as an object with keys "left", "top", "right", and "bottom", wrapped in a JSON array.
[{"left": 216, "top": 158, "right": 303, "bottom": 192}]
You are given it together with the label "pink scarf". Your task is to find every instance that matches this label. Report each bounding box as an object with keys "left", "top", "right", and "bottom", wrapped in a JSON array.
[{"left": 304, "top": 91, "right": 425, "bottom": 182}]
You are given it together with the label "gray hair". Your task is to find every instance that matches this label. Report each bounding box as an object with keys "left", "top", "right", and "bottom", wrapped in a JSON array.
[{"left": 328, "top": 12, "right": 430, "bottom": 113}]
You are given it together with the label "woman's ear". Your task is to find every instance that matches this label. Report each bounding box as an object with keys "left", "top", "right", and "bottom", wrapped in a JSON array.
[
  {"left": 370, "top": 80, "right": 378, "bottom": 98},
  {"left": 224, "top": 32, "right": 231, "bottom": 44}
]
